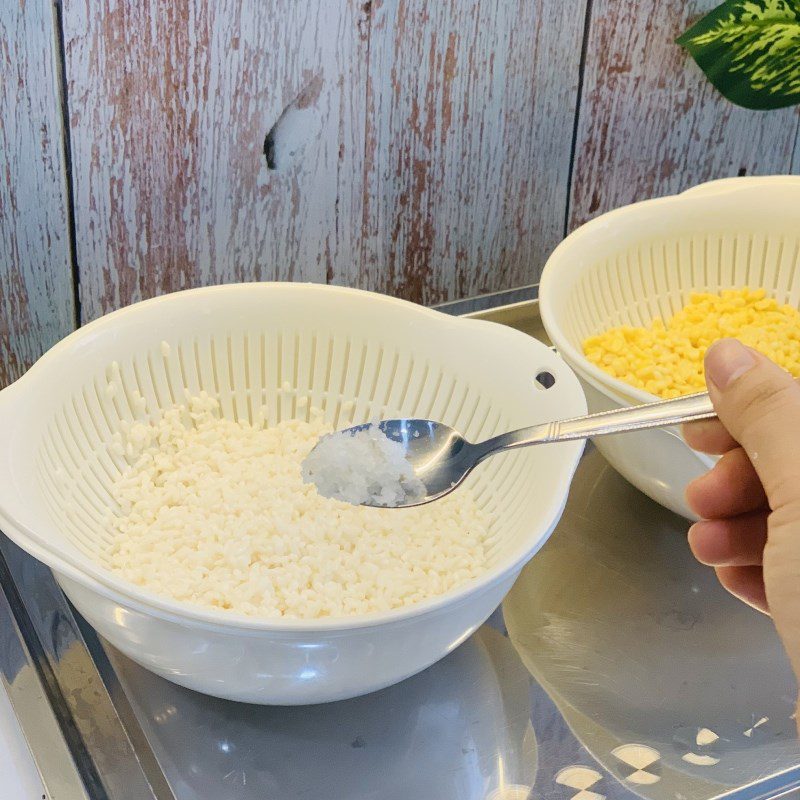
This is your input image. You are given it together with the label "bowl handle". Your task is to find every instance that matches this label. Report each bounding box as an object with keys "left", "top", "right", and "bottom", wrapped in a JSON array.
[
  {"left": 0, "top": 379, "right": 25, "bottom": 504},
  {"left": 0, "top": 380, "right": 19, "bottom": 448},
  {"left": 0, "top": 380, "right": 31, "bottom": 544}
]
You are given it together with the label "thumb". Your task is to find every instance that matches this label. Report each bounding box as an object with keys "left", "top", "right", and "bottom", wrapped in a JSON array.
[{"left": 704, "top": 338, "right": 800, "bottom": 514}]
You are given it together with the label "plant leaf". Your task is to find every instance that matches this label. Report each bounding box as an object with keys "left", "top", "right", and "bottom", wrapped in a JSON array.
[{"left": 677, "top": 0, "right": 800, "bottom": 110}]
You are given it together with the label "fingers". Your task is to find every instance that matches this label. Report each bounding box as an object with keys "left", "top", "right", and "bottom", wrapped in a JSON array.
[
  {"left": 685, "top": 446, "right": 767, "bottom": 519},
  {"left": 685, "top": 341, "right": 800, "bottom": 658},
  {"left": 681, "top": 419, "right": 738, "bottom": 454},
  {"left": 761, "top": 502, "right": 800, "bottom": 681},
  {"left": 688, "top": 512, "right": 768, "bottom": 566},
  {"left": 704, "top": 339, "right": 800, "bottom": 512},
  {"left": 715, "top": 565, "right": 769, "bottom": 613}
]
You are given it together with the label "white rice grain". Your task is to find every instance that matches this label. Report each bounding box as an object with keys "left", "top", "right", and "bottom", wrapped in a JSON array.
[{"left": 108, "top": 395, "right": 488, "bottom": 619}]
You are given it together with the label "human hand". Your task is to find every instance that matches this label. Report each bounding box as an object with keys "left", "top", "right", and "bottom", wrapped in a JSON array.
[{"left": 683, "top": 338, "right": 800, "bottom": 683}]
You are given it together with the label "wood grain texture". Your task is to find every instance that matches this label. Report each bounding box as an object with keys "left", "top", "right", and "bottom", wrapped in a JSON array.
[
  {"left": 64, "top": 0, "right": 586, "bottom": 314},
  {"left": 793, "top": 123, "right": 800, "bottom": 173},
  {"left": 0, "top": 2, "right": 74, "bottom": 387},
  {"left": 353, "top": 0, "right": 587, "bottom": 304},
  {"left": 63, "top": 0, "right": 368, "bottom": 321},
  {"left": 570, "top": 0, "right": 800, "bottom": 230}
]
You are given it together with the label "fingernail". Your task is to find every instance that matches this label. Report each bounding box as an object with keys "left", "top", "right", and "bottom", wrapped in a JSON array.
[{"left": 705, "top": 339, "right": 756, "bottom": 389}]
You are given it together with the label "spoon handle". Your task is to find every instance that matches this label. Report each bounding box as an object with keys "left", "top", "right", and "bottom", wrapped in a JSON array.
[
  {"left": 550, "top": 390, "right": 716, "bottom": 442},
  {"left": 480, "top": 391, "right": 716, "bottom": 455}
]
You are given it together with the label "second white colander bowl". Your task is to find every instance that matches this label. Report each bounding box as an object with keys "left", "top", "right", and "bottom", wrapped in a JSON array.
[
  {"left": 540, "top": 176, "right": 800, "bottom": 520},
  {"left": 0, "top": 283, "right": 586, "bottom": 703}
]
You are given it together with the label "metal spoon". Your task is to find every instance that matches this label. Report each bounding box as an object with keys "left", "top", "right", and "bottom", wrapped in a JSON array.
[{"left": 332, "top": 391, "right": 716, "bottom": 508}]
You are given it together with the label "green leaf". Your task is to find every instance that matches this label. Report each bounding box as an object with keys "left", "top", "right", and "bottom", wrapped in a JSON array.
[{"left": 677, "top": 0, "right": 800, "bottom": 110}]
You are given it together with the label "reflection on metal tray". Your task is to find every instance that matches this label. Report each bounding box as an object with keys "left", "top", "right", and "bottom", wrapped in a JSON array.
[{"left": 1, "top": 295, "right": 799, "bottom": 800}]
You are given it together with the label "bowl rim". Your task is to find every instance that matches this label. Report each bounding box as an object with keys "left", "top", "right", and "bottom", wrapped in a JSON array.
[
  {"left": 0, "top": 282, "right": 587, "bottom": 633},
  {"left": 539, "top": 176, "right": 800, "bottom": 407}
]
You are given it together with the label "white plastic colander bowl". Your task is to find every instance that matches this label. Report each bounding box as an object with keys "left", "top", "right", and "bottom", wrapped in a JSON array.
[
  {"left": 540, "top": 176, "right": 800, "bottom": 520},
  {"left": 0, "top": 283, "right": 586, "bottom": 704}
]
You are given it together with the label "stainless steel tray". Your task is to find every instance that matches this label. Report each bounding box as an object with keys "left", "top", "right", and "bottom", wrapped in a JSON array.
[{"left": 2, "top": 294, "right": 799, "bottom": 800}]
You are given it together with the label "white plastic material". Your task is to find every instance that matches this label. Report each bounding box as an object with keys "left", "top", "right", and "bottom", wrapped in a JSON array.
[
  {"left": 0, "top": 283, "right": 586, "bottom": 703},
  {"left": 540, "top": 176, "right": 800, "bottom": 519}
]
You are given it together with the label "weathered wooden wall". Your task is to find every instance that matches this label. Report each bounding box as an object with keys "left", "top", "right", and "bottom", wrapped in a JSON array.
[
  {"left": 62, "top": 0, "right": 584, "bottom": 315},
  {"left": 64, "top": 0, "right": 368, "bottom": 321},
  {"left": 0, "top": 2, "right": 75, "bottom": 386},
  {"left": 2, "top": 0, "right": 799, "bottom": 385},
  {"left": 570, "top": 0, "right": 800, "bottom": 228},
  {"left": 355, "top": 0, "right": 586, "bottom": 304}
]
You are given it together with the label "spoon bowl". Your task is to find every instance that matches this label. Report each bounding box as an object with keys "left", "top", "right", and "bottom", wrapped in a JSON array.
[
  {"left": 344, "top": 419, "right": 479, "bottom": 506},
  {"left": 327, "top": 391, "right": 717, "bottom": 508}
]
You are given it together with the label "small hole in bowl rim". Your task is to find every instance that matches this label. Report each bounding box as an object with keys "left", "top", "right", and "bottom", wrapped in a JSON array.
[{"left": 534, "top": 371, "right": 556, "bottom": 390}]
